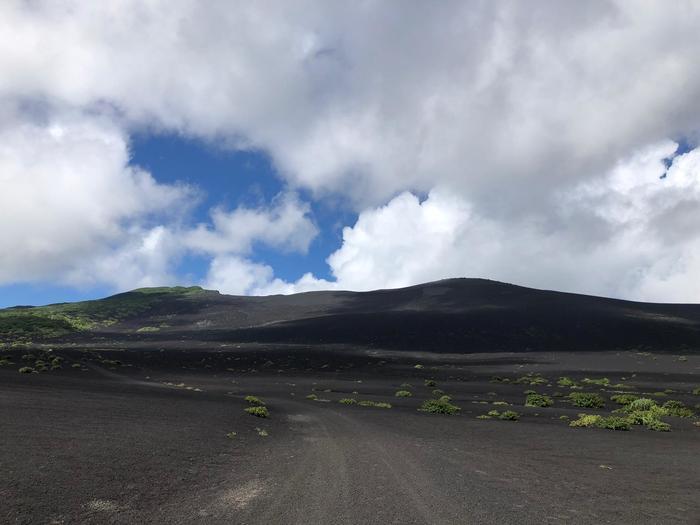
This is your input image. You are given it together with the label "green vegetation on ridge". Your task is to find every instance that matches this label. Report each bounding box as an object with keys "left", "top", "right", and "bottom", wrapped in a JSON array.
[{"left": 0, "top": 286, "right": 207, "bottom": 341}]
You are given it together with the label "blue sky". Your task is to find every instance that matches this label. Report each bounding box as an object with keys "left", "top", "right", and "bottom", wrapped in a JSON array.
[
  {"left": 0, "top": 135, "right": 351, "bottom": 307},
  {"left": 2, "top": 2, "right": 700, "bottom": 308}
]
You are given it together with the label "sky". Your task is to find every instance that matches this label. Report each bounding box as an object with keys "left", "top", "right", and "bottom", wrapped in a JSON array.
[{"left": 2, "top": 0, "right": 700, "bottom": 307}]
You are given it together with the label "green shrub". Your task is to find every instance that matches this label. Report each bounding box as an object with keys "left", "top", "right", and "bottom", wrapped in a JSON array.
[
  {"left": 419, "top": 397, "right": 460, "bottom": 415},
  {"left": 596, "top": 416, "right": 632, "bottom": 431},
  {"left": 424, "top": 379, "right": 437, "bottom": 387},
  {"left": 611, "top": 394, "right": 639, "bottom": 405},
  {"left": 525, "top": 393, "right": 553, "bottom": 408},
  {"left": 569, "top": 414, "right": 602, "bottom": 427},
  {"left": 431, "top": 389, "right": 445, "bottom": 396},
  {"left": 646, "top": 420, "right": 671, "bottom": 432},
  {"left": 358, "top": 400, "right": 392, "bottom": 408},
  {"left": 395, "top": 390, "right": 412, "bottom": 397},
  {"left": 490, "top": 376, "right": 511, "bottom": 383},
  {"left": 226, "top": 431, "right": 237, "bottom": 439},
  {"left": 692, "top": 387, "right": 700, "bottom": 395},
  {"left": 662, "top": 400, "right": 694, "bottom": 418},
  {"left": 244, "top": 395, "right": 265, "bottom": 406},
  {"left": 515, "top": 373, "right": 547, "bottom": 386},
  {"left": 487, "top": 410, "right": 501, "bottom": 417},
  {"left": 306, "top": 393, "right": 318, "bottom": 400},
  {"left": 414, "top": 364, "right": 424, "bottom": 369},
  {"left": 568, "top": 392, "right": 605, "bottom": 408},
  {"left": 492, "top": 401, "right": 510, "bottom": 406},
  {"left": 400, "top": 383, "right": 412, "bottom": 388},
  {"left": 626, "top": 398, "right": 657, "bottom": 412},
  {"left": 498, "top": 410, "right": 520, "bottom": 421},
  {"left": 18, "top": 366, "right": 35, "bottom": 374},
  {"left": 581, "top": 377, "right": 610, "bottom": 386},
  {"left": 557, "top": 377, "right": 577, "bottom": 387},
  {"left": 339, "top": 398, "right": 357, "bottom": 405},
  {"left": 244, "top": 406, "right": 269, "bottom": 418},
  {"left": 71, "top": 363, "right": 82, "bottom": 369}
]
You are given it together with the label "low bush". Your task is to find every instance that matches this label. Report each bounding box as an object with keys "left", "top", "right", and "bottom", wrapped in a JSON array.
[
  {"left": 568, "top": 392, "right": 605, "bottom": 408},
  {"left": 244, "top": 406, "right": 269, "bottom": 418},
  {"left": 305, "top": 393, "right": 318, "bottom": 400},
  {"left": 646, "top": 420, "right": 671, "bottom": 432},
  {"left": 525, "top": 393, "right": 554, "bottom": 408},
  {"left": 419, "top": 397, "right": 460, "bottom": 415},
  {"left": 557, "top": 377, "right": 577, "bottom": 387},
  {"left": 431, "top": 389, "right": 445, "bottom": 396},
  {"left": 498, "top": 410, "right": 520, "bottom": 421},
  {"left": 395, "top": 390, "right": 412, "bottom": 397},
  {"left": 662, "top": 400, "right": 694, "bottom": 418},
  {"left": 581, "top": 377, "right": 610, "bottom": 386},
  {"left": 569, "top": 414, "right": 602, "bottom": 428},
  {"left": 515, "top": 373, "right": 547, "bottom": 386},
  {"left": 424, "top": 379, "right": 437, "bottom": 387},
  {"left": 18, "top": 366, "right": 35, "bottom": 373},
  {"left": 492, "top": 401, "right": 510, "bottom": 406},
  {"left": 626, "top": 398, "right": 656, "bottom": 412},
  {"left": 358, "top": 400, "right": 392, "bottom": 408},
  {"left": 339, "top": 398, "right": 357, "bottom": 405},
  {"left": 611, "top": 394, "right": 638, "bottom": 405},
  {"left": 245, "top": 395, "right": 265, "bottom": 406},
  {"left": 596, "top": 416, "right": 632, "bottom": 431}
]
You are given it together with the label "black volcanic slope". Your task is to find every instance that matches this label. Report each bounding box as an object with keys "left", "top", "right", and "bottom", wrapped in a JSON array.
[
  {"left": 2, "top": 279, "right": 700, "bottom": 524},
  {"left": 9, "top": 278, "right": 699, "bottom": 352}
]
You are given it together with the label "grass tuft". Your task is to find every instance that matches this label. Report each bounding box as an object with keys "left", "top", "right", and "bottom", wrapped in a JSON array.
[
  {"left": 525, "top": 393, "right": 553, "bottom": 408},
  {"left": 568, "top": 392, "right": 605, "bottom": 408},
  {"left": 419, "top": 397, "right": 461, "bottom": 415},
  {"left": 244, "top": 395, "right": 265, "bottom": 406},
  {"left": 245, "top": 406, "right": 269, "bottom": 418}
]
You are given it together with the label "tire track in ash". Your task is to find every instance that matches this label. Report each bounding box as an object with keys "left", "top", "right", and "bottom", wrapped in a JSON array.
[{"left": 236, "top": 399, "right": 467, "bottom": 525}]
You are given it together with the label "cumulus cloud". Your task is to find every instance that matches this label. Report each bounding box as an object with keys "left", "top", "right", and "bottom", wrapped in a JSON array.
[
  {"left": 2, "top": 1, "right": 700, "bottom": 207},
  {"left": 0, "top": 112, "right": 194, "bottom": 286},
  {"left": 252, "top": 142, "right": 700, "bottom": 302},
  {"left": 185, "top": 193, "right": 317, "bottom": 255},
  {"left": 2, "top": 1, "right": 700, "bottom": 300}
]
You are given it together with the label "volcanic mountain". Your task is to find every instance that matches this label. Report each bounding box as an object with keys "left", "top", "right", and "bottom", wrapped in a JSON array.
[{"left": 4, "top": 278, "right": 700, "bottom": 352}]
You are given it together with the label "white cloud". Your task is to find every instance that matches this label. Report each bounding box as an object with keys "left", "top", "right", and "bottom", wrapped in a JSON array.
[
  {"left": 203, "top": 256, "right": 277, "bottom": 296},
  {"left": 2, "top": 2, "right": 700, "bottom": 300},
  {"left": 259, "top": 142, "right": 700, "bottom": 302},
  {"left": 2, "top": 1, "right": 700, "bottom": 207},
  {"left": 185, "top": 193, "right": 317, "bottom": 255},
  {"left": 0, "top": 112, "right": 194, "bottom": 287}
]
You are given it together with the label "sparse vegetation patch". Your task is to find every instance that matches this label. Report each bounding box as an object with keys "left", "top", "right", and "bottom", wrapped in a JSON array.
[
  {"left": 419, "top": 397, "right": 460, "bottom": 415},
  {"left": 245, "top": 395, "right": 265, "bottom": 406},
  {"left": 568, "top": 392, "right": 605, "bottom": 408},
  {"left": 525, "top": 393, "right": 553, "bottom": 408},
  {"left": 245, "top": 406, "right": 269, "bottom": 418}
]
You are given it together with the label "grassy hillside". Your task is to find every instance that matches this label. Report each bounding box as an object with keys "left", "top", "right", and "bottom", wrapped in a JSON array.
[{"left": 0, "top": 286, "right": 206, "bottom": 342}]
